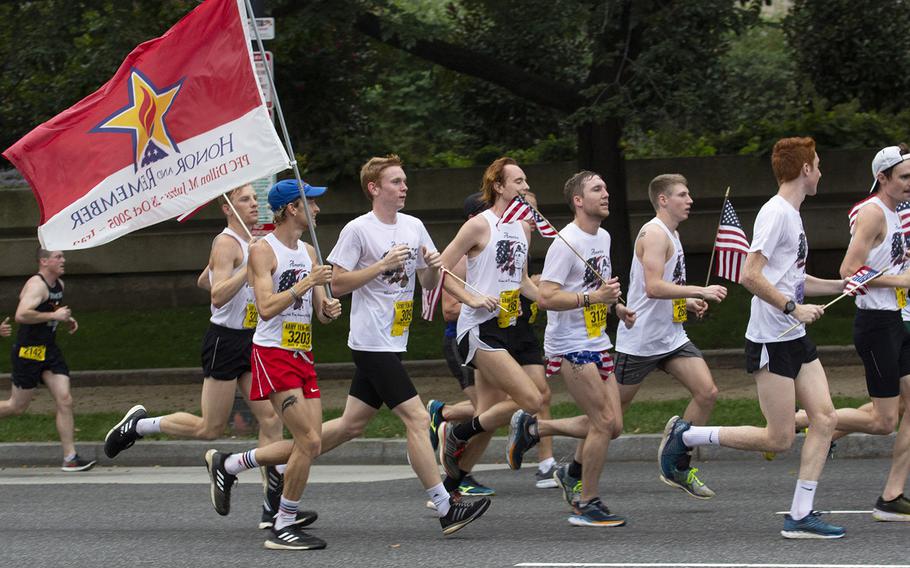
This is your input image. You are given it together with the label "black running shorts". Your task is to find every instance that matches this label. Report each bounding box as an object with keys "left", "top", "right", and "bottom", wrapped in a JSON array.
[
  {"left": 349, "top": 350, "right": 419, "bottom": 410},
  {"left": 10, "top": 343, "right": 69, "bottom": 389},
  {"left": 201, "top": 323, "right": 254, "bottom": 381},
  {"left": 457, "top": 318, "right": 543, "bottom": 370},
  {"left": 443, "top": 334, "right": 475, "bottom": 390},
  {"left": 853, "top": 308, "right": 910, "bottom": 398},
  {"left": 745, "top": 335, "right": 818, "bottom": 379}
]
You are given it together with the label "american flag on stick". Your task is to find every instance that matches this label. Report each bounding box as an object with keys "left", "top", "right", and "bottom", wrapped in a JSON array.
[
  {"left": 420, "top": 270, "right": 446, "bottom": 321},
  {"left": 844, "top": 265, "right": 880, "bottom": 296},
  {"left": 497, "top": 194, "right": 558, "bottom": 238},
  {"left": 713, "top": 199, "right": 750, "bottom": 283}
]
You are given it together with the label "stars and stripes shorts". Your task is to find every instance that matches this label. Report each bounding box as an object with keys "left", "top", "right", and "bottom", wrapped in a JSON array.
[{"left": 545, "top": 350, "right": 615, "bottom": 381}]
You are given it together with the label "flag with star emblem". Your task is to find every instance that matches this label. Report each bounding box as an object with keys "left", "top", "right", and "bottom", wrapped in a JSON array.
[
  {"left": 713, "top": 199, "right": 750, "bottom": 283},
  {"left": 2, "top": 0, "right": 288, "bottom": 250}
]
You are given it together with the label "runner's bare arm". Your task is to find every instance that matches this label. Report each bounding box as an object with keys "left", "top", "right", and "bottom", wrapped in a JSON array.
[
  {"left": 841, "top": 205, "right": 910, "bottom": 288},
  {"left": 441, "top": 256, "right": 467, "bottom": 321},
  {"left": 638, "top": 228, "right": 726, "bottom": 302},
  {"left": 307, "top": 244, "right": 341, "bottom": 324},
  {"left": 209, "top": 234, "right": 248, "bottom": 308},
  {"left": 416, "top": 245, "right": 442, "bottom": 290},
  {"left": 196, "top": 265, "right": 211, "bottom": 291},
  {"left": 439, "top": 217, "right": 497, "bottom": 310},
  {"left": 330, "top": 244, "right": 411, "bottom": 296},
  {"left": 249, "top": 240, "right": 330, "bottom": 320},
  {"left": 14, "top": 277, "right": 69, "bottom": 324},
  {"left": 742, "top": 251, "right": 822, "bottom": 324}
]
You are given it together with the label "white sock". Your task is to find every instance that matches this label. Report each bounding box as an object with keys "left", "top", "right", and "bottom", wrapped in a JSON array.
[
  {"left": 135, "top": 417, "right": 162, "bottom": 435},
  {"left": 538, "top": 457, "right": 556, "bottom": 473},
  {"left": 789, "top": 479, "right": 818, "bottom": 520},
  {"left": 276, "top": 464, "right": 287, "bottom": 474},
  {"left": 682, "top": 426, "right": 721, "bottom": 447},
  {"left": 224, "top": 449, "right": 258, "bottom": 475},
  {"left": 63, "top": 452, "right": 76, "bottom": 462},
  {"left": 427, "top": 483, "right": 451, "bottom": 517},
  {"left": 274, "top": 496, "right": 299, "bottom": 530}
]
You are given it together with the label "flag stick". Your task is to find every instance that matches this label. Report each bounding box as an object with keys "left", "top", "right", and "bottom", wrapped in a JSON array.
[
  {"left": 441, "top": 267, "right": 515, "bottom": 313},
  {"left": 705, "top": 186, "right": 731, "bottom": 287},
  {"left": 244, "top": 0, "right": 331, "bottom": 297},
  {"left": 775, "top": 270, "right": 886, "bottom": 339},
  {"left": 221, "top": 193, "right": 254, "bottom": 241}
]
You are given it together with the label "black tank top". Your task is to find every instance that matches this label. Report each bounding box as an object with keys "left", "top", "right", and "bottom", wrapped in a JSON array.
[{"left": 16, "top": 275, "right": 63, "bottom": 346}]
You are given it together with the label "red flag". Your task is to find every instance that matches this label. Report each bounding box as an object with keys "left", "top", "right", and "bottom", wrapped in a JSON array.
[{"left": 2, "top": 0, "right": 289, "bottom": 250}]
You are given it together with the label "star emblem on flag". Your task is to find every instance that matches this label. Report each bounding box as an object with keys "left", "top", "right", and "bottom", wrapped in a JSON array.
[{"left": 92, "top": 68, "right": 183, "bottom": 171}]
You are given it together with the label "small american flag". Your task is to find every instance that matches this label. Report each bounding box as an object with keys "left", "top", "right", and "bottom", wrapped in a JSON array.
[
  {"left": 530, "top": 209, "right": 558, "bottom": 238},
  {"left": 844, "top": 265, "right": 880, "bottom": 296},
  {"left": 420, "top": 270, "right": 446, "bottom": 321},
  {"left": 713, "top": 200, "right": 750, "bottom": 283},
  {"left": 498, "top": 194, "right": 558, "bottom": 238}
]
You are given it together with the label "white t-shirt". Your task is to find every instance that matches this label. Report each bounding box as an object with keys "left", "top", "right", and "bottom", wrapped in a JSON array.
[
  {"left": 327, "top": 211, "right": 435, "bottom": 352},
  {"left": 540, "top": 222, "right": 613, "bottom": 356},
  {"left": 745, "top": 195, "right": 808, "bottom": 343}
]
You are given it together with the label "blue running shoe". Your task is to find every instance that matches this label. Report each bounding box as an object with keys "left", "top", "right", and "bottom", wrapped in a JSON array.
[
  {"left": 437, "top": 421, "right": 466, "bottom": 480},
  {"left": 458, "top": 474, "right": 496, "bottom": 496},
  {"left": 553, "top": 464, "right": 582, "bottom": 509},
  {"left": 568, "top": 498, "right": 626, "bottom": 527},
  {"left": 657, "top": 415, "right": 692, "bottom": 489},
  {"left": 427, "top": 399, "right": 445, "bottom": 451},
  {"left": 781, "top": 511, "right": 845, "bottom": 539},
  {"left": 506, "top": 410, "right": 539, "bottom": 470}
]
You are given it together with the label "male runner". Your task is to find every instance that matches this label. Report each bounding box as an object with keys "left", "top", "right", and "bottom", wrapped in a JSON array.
[
  {"left": 800, "top": 144, "right": 910, "bottom": 521},
  {"left": 0, "top": 249, "right": 95, "bottom": 471},
  {"left": 506, "top": 170, "right": 629, "bottom": 526},
  {"left": 614, "top": 174, "right": 727, "bottom": 499},
  {"left": 658, "top": 137, "right": 846, "bottom": 539},
  {"left": 104, "top": 184, "right": 289, "bottom": 528}
]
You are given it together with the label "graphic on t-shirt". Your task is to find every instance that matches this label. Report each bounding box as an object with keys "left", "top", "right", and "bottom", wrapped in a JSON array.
[
  {"left": 582, "top": 254, "right": 611, "bottom": 290},
  {"left": 671, "top": 254, "right": 687, "bottom": 285},
  {"left": 496, "top": 239, "right": 526, "bottom": 277},
  {"left": 890, "top": 231, "right": 905, "bottom": 268},
  {"left": 379, "top": 247, "right": 416, "bottom": 288},
  {"left": 277, "top": 268, "right": 309, "bottom": 309},
  {"left": 796, "top": 233, "right": 807, "bottom": 268}
]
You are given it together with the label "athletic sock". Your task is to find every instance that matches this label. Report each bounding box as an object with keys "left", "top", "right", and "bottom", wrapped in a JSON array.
[
  {"left": 427, "top": 483, "right": 451, "bottom": 517},
  {"left": 224, "top": 449, "right": 258, "bottom": 475},
  {"left": 568, "top": 459, "right": 582, "bottom": 479},
  {"left": 63, "top": 452, "right": 76, "bottom": 463},
  {"left": 275, "top": 464, "right": 287, "bottom": 474},
  {"left": 682, "top": 426, "right": 721, "bottom": 447},
  {"left": 135, "top": 417, "right": 162, "bottom": 435},
  {"left": 789, "top": 479, "right": 818, "bottom": 521},
  {"left": 274, "top": 496, "right": 299, "bottom": 530},
  {"left": 538, "top": 457, "right": 556, "bottom": 473},
  {"left": 452, "top": 417, "right": 485, "bottom": 442}
]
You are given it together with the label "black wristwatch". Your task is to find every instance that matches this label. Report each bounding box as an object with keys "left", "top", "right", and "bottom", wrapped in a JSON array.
[{"left": 783, "top": 299, "right": 796, "bottom": 315}]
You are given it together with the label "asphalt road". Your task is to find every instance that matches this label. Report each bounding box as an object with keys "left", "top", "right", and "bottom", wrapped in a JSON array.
[{"left": 0, "top": 458, "right": 907, "bottom": 568}]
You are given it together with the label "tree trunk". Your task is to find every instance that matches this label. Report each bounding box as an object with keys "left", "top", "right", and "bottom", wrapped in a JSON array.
[{"left": 577, "top": 118, "right": 631, "bottom": 291}]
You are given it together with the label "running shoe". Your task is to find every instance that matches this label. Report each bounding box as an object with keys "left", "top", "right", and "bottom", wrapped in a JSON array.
[
  {"left": 506, "top": 409, "right": 539, "bottom": 470},
  {"left": 427, "top": 399, "right": 445, "bottom": 451},
  {"left": 568, "top": 497, "right": 626, "bottom": 527},
  {"left": 61, "top": 454, "right": 96, "bottom": 472},
  {"left": 873, "top": 494, "right": 910, "bottom": 521},
  {"left": 104, "top": 404, "right": 147, "bottom": 458},
  {"left": 553, "top": 464, "right": 582, "bottom": 509},
  {"left": 535, "top": 462, "right": 558, "bottom": 489},
  {"left": 458, "top": 474, "right": 496, "bottom": 496},
  {"left": 439, "top": 496, "right": 492, "bottom": 535},
  {"left": 204, "top": 449, "right": 237, "bottom": 516},
  {"left": 260, "top": 509, "right": 319, "bottom": 530},
  {"left": 781, "top": 511, "right": 845, "bottom": 539},
  {"left": 663, "top": 466, "right": 715, "bottom": 500},
  {"left": 657, "top": 415, "right": 692, "bottom": 490},
  {"left": 264, "top": 523, "right": 327, "bottom": 550},
  {"left": 437, "top": 421, "right": 466, "bottom": 480}
]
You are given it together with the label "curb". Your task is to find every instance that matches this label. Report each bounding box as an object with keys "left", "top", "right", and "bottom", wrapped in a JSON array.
[{"left": 0, "top": 432, "right": 894, "bottom": 469}]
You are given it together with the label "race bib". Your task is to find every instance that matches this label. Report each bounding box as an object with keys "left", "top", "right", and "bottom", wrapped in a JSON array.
[
  {"left": 529, "top": 302, "right": 539, "bottom": 324},
  {"left": 897, "top": 288, "right": 908, "bottom": 309},
  {"left": 242, "top": 302, "right": 259, "bottom": 329},
  {"left": 391, "top": 300, "right": 414, "bottom": 337},
  {"left": 497, "top": 289, "right": 521, "bottom": 328},
  {"left": 672, "top": 298, "right": 688, "bottom": 323},
  {"left": 19, "top": 345, "right": 46, "bottom": 362},
  {"left": 281, "top": 322, "right": 312, "bottom": 351},
  {"left": 583, "top": 303, "right": 608, "bottom": 339}
]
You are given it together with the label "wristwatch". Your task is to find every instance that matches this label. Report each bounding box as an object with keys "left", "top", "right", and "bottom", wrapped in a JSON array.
[{"left": 783, "top": 299, "right": 796, "bottom": 315}]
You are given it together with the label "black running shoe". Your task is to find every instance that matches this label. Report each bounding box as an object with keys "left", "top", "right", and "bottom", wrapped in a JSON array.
[
  {"left": 439, "top": 495, "right": 492, "bottom": 535},
  {"left": 873, "top": 494, "right": 910, "bottom": 521},
  {"left": 104, "top": 404, "right": 147, "bottom": 458},
  {"left": 437, "top": 421, "right": 466, "bottom": 480},
  {"left": 204, "top": 449, "right": 237, "bottom": 516},
  {"left": 264, "top": 523, "right": 327, "bottom": 550},
  {"left": 506, "top": 409, "right": 539, "bottom": 470},
  {"left": 260, "top": 509, "right": 319, "bottom": 530}
]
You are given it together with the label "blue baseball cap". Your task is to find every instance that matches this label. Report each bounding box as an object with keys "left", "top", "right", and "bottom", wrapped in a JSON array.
[{"left": 268, "top": 179, "right": 327, "bottom": 212}]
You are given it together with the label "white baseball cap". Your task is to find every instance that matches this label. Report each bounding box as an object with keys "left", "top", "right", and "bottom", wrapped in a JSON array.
[{"left": 870, "top": 145, "right": 910, "bottom": 193}]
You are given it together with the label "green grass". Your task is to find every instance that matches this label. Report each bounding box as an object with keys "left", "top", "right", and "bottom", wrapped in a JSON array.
[
  {"left": 0, "top": 285, "right": 855, "bottom": 372},
  {"left": 0, "top": 396, "right": 872, "bottom": 442}
]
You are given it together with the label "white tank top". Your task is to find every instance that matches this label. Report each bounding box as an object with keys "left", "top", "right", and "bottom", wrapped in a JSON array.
[
  {"left": 852, "top": 197, "right": 908, "bottom": 311},
  {"left": 209, "top": 227, "right": 257, "bottom": 330},
  {"left": 252, "top": 233, "right": 314, "bottom": 351},
  {"left": 615, "top": 217, "right": 689, "bottom": 356},
  {"left": 456, "top": 209, "right": 528, "bottom": 339}
]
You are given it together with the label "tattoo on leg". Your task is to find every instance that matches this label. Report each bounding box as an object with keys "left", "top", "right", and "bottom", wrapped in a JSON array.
[{"left": 281, "top": 395, "right": 298, "bottom": 413}]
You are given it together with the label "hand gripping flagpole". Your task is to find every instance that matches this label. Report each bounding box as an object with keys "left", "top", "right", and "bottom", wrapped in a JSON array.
[
  {"left": 244, "top": 0, "right": 331, "bottom": 297},
  {"left": 705, "top": 186, "right": 731, "bottom": 287}
]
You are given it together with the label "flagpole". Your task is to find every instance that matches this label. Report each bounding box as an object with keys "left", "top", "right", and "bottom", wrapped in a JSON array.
[
  {"left": 441, "top": 267, "right": 514, "bottom": 313},
  {"left": 705, "top": 186, "right": 731, "bottom": 287},
  {"left": 775, "top": 269, "right": 886, "bottom": 339},
  {"left": 244, "top": 0, "right": 332, "bottom": 297},
  {"left": 221, "top": 193, "right": 254, "bottom": 241}
]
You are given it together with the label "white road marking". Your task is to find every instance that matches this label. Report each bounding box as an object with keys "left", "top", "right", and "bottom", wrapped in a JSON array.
[{"left": 515, "top": 564, "right": 910, "bottom": 568}]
